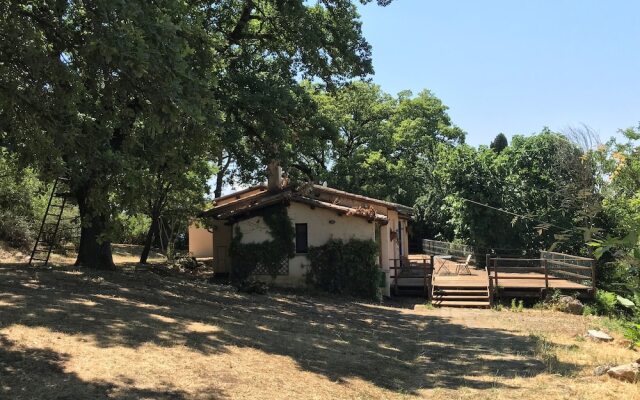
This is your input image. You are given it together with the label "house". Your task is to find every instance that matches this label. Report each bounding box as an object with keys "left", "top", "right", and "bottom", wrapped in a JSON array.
[{"left": 188, "top": 168, "right": 413, "bottom": 296}]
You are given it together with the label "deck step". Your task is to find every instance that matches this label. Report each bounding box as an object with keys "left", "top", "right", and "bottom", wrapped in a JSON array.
[
  {"left": 431, "top": 283, "right": 491, "bottom": 308},
  {"left": 432, "top": 300, "right": 490, "bottom": 308},
  {"left": 432, "top": 295, "right": 489, "bottom": 301},
  {"left": 433, "top": 289, "right": 488, "bottom": 295}
]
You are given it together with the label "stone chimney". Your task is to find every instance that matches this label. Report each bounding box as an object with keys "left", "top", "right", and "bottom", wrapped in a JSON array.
[{"left": 267, "top": 161, "right": 283, "bottom": 192}]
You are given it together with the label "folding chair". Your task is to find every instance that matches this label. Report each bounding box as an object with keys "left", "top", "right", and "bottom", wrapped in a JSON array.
[{"left": 455, "top": 254, "right": 472, "bottom": 275}]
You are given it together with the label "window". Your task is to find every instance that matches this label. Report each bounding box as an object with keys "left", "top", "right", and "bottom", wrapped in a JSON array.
[{"left": 295, "top": 223, "right": 308, "bottom": 253}]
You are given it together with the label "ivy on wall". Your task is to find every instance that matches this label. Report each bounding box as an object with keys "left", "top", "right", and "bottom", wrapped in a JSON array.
[
  {"left": 306, "top": 238, "right": 381, "bottom": 300},
  {"left": 229, "top": 205, "right": 295, "bottom": 283}
]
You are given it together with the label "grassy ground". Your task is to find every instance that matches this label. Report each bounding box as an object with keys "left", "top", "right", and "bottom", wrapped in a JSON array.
[{"left": 1, "top": 246, "right": 639, "bottom": 399}]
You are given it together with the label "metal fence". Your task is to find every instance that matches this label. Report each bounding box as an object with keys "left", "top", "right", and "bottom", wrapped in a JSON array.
[{"left": 422, "top": 239, "right": 476, "bottom": 263}]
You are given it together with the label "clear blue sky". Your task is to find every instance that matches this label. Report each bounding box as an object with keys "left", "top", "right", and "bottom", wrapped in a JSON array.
[{"left": 357, "top": 0, "right": 640, "bottom": 146}]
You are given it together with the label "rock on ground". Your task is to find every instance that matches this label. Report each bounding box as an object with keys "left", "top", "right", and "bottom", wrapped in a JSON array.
[
  {"left": 554, "top": 296, "right": 584, "bottom": 315},
  {"left": 594, "top": 365, "right": 612, "bottom": 376},
  {"left": 587, "top": 329, "right": 614, "bottom": 342},
  {"left": 607, "top": 363, "right": 640, "bottom": 383}
]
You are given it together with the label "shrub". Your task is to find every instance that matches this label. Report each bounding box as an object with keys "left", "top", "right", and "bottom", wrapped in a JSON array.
[
  {"left": 582, "top": 304, "right": 596, "bottom": 316},
  {"left": 0, "top": 211, "right": 35, "bottom": 249},
  {"left": 113, "top": 213, "right": 151, "bottom": 244},
  {"left": 623, "top": 322, "right": 640, "bottom": 345},
  {"left": 509, "top": 298, "right": 524, "bottom": 312},
  {"left": 306, "top": 238, "right": 381, "bottom": 301},
  {"left": 595, "top": 290, "right": 618, "bottom": 316}
]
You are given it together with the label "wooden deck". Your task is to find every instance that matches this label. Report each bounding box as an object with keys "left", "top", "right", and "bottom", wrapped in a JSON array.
[
  {"left": 432, "top": 258, "right": 591, "bottom": 294},
  {"left": 391, "top": 255, "right": 593, "bottom": 306}
]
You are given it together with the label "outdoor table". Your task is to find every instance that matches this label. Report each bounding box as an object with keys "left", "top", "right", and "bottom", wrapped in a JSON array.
[{"left": 434, "top": 255, "right": 453, "bottom": 275}]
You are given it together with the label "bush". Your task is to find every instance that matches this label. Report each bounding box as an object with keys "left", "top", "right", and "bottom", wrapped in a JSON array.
[
  {"left": 0, "top": 211, "right": 35, "bottom": 249},
  {"left": 582, "top": 304, "right": 596, "bottom": 316},
  {"left": 113, "top": 213, "right": 151, "bottom": 245},
  {"left": 237, "top": 278, "right": 269, "bottom": 295},
  {"left": 0, "top": 152, "right": 45, "bottom": 250},
  {"left": 595, "top": 290, "right": 618, "bottom": 316},
  {"left": 306, "top": 238, "right": 381, "bottom": 301}
]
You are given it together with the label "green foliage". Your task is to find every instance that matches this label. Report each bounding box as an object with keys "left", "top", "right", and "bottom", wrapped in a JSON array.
[
  {"left": 594, "top": 290, "right": 619, "bottom": 316},
  {"left": 0, "top": 151, "right": 43, "bottom": 249},
  {"left": 623, "top": 322, "right": 640, "bottom": 345},
  {"left": 509, "top": 298, "right": 524, "bottom": 312},
  {"left": 306, "top": 238, "right": 381, "bottom": 300},
  {"left": 113, "top": 213, "right": 151, "bottom": 245},
  {"left": 229, "top": 206, "right": 295, "bottom": 284},
  {"left": 305, "top": 82, "right": 464, "bottom": 207},
  {"left": 0, "top": 0, "right": 381, "bottom": 268},
  {"left": 0, "top": 151, "right": 80, "bottom": 250},
  {"left": 490, "top": 133, "right": 508, "bottom": 153},
  {"left": 587, "top": 127, "right": 640, "bottom": 296},
  {"left": 417, "top": 130, "right": 599, "bottom": 255}
]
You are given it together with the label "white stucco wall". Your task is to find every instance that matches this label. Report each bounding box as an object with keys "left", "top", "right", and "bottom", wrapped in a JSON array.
[
  {"left": 188, "top": 220, "right": 232, "bottom": 273},
  {"left": 234, "top": 202, "right": 376, "bottom": 287},
  {"left": 188, "top": 223, "right": 213, "bottom": 258}
]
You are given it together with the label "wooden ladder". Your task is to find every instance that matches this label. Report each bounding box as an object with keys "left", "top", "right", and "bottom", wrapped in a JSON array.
[{"left": 29, "top": 177, "right": 70, "bottom": 267}]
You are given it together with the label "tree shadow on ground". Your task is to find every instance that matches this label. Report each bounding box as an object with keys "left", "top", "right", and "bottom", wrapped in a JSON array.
[
  {"left": 0, "top": 263, "right": 580, "bottom": 396},
  {"left": 0, "top": 334, "right": 202, "bottom": 400}
]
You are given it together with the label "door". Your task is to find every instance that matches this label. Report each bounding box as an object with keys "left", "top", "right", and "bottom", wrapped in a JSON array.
[{"left": 216, "top": 246, "right": 229, "bottom": 273}]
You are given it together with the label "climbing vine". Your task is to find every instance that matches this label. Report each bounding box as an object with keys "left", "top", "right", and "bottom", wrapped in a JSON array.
[
  {"left": 306, "top": 238, "right": 381, "bottom": 300},
  {"left": 229, "top": 205, "right": 295, "bottom": 283}
]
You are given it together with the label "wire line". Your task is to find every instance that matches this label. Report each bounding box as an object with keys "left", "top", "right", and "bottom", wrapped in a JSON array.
[{"left": 460, "top": 197, "right": 577, "bottom": 233}]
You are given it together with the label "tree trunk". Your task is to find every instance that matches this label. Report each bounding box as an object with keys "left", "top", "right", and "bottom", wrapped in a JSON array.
[
  {"left": 140, "top": 212, "right": 160, "bottom": 264},
  {"left": 213, "top": 151, "right": 232, "bottom": 198},
  {"left": 214, "top": 168, "right": 224, "bottom": 198},
  {"left": 74, "top": 187, "right": 115, "bottom": 270}
]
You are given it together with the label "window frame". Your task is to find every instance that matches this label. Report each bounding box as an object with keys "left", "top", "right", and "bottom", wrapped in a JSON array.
[{"left": 295, "top": 223, "right": 309, "bottom": 254}]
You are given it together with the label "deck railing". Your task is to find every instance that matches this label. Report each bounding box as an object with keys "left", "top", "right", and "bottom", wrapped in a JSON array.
[
  {"left": 487, "top": 251, "right": 595, "bottom": 294},
  {"left": 540, "top": 251, "right": 596, "bottom": 293},
  {"left": 422, "top": 239, "right": 476, "bottom": 263},
  {"left": 388, "top": 257, "right": 434, "bottom": 298},
  {"left": 487, "top": 256, "right": 549, "bottom": 290}
]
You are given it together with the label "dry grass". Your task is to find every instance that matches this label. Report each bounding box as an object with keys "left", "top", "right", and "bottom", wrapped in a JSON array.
[
  {"left": 1, "top": 247, "right": 639, "bottom": 399},
  {"left": 0, "top": 242, "right": 166, "bottom": 266}
]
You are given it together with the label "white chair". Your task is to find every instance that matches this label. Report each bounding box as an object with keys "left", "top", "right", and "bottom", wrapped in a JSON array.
[{"left": 455, "top": 255, "right": 472, "bottom": 275}]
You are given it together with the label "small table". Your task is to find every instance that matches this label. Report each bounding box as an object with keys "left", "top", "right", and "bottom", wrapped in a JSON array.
[{"left": 434, "top": 255, "right": 453, "bottom": 275}]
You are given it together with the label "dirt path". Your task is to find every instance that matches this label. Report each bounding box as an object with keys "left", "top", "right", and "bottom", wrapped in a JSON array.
[{"left": 0, "top": 263, "right": 638, "bottom": 399}]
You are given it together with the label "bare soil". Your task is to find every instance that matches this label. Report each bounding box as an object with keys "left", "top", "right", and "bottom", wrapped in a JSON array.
[{"left": 0, "top": 246, "right": 639, "bottom": 399}]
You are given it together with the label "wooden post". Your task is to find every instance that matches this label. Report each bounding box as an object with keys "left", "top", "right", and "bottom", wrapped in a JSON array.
[
  {"left": 485, "top": 254, "right": 490, "bottom": 290},
  {"left": 485, "top": 254, "right": 492, "bottom": 300},
  {"left": 393, "top": 258, "right": 398, "bottom": 295},
  {"left": 591, "top": 258, "right": 597, "bottom": 296},
  {"left": 486, "top": 266, "right": 493, "bottom": 306},
  {"left": 543, "top": 258, "right": 549, "bottom": 290},
  {"left": 423, "top": 258, "right": 429, "bottom": 299},
  {"left": 493, "top": 257, "right": 499, "bottom": 288}
]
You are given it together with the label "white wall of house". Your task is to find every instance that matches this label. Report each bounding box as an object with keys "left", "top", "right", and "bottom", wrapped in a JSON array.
[
  {"left": 188, "top": 220, "right": 232, "bottom": 273},
  {"left": 188, "top": 223, "right": 213, "bottom": 258},
  {"left": 191, "top": 201, "right": 409, "bottom": 296},
  {"left": 235, "top": 202, "right": 376, "bottom": 287}
]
